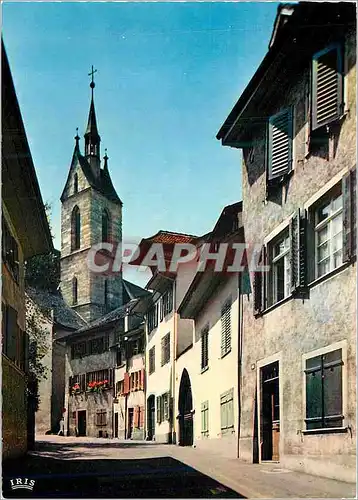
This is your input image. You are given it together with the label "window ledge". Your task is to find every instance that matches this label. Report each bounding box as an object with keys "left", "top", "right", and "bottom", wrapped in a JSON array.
[
  {"left": 201, "top": 366, "right": 209, "bottom": 374},
  {"left": 302, "top": 427, "right": 348, "bottom": 436},
  {"left": 256, "top": 294, "right": 293, "bottom": 317},
  {"left": 220, "top": 348, "right": 232, "bottom": 360},
  {"left": 308, "top": 261, "right": 353, "bottom": 290}
]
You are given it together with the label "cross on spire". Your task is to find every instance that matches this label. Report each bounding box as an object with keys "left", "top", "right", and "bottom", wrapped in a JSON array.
[{"left": 88, "top": 65, "right": 97, "bottom": 90}]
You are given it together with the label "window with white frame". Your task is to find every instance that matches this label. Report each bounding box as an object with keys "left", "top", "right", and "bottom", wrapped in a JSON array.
[
  {"left": 304, "top": 348, "right": 343, "bottom": 430},
  {"left": 314, "top": 186, "right": 343, "bottom": 278},
  {"left": 268, "top": 230, "right": 291, "bottom": 305}
]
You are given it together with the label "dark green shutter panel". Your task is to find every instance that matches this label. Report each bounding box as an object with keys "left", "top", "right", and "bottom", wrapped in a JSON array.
[
  {"left": 253, "top": 246, "right": 266, "bottom": 314},
  {"left": 7, "top": 306, "right": 18, "bottom": 361},
  {"left": 290, "top": 209, "right": 307, "bottom": 294},
  {"left": 156, "top": 396, "right": 161, "bottom": 423},
  {"left": 268, "top": 108, "right": 293, "bottom": 181},
  {"left": 312, "top": 44, "right": 343, "bottom": 131},
  {"left": 343, "top": 168, "right": 357, "bottom": 262}
]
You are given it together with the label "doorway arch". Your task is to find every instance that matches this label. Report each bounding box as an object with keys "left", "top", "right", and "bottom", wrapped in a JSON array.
[{"left": 178, "top": 369, "right": 193, "bottom": 446}]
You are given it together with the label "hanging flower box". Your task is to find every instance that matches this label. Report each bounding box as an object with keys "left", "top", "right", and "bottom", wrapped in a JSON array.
[
  {"left": 87, "top": 380, "right": 109, "bottom": 393},
  {"left": 71, "top": 383, "right": 80, "bottom": 395}
]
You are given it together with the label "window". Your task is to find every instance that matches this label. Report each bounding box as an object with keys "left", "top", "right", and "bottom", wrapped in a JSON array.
[
  {"left": 156, "top": 392, "right": 170, "bottom": 423},
  {"left": 201, "top": 401, "right": 209, "bottom": 437},
  {"left": 267, "top": 108, "right": 293, "bottom": 184},
  {"left": 161, "top": 333, "right": 170, "bottom": 366},
  {"left": 96, "top": 410, "right": 107, "bottom": 426},
  {"left": 102, "top": 209, "right": 110, "bottom": 243},
  {"left": 161, "top": 286, "right": 173, "bottom": 319},
  {"left": 116, "top": 380, "right": 124, "bottom": 396},
  {"left": 2, "top": 304, "right": 18, "bottom": 363},
  {"left": 74, "top": 173, "right": 78, "bottom": 194},
  {"left": 314, "top": 187, "right": 343, "bottom": 278},
  {"left": 116, "top": 347, "right": 123, "bottom": 367},
  {"left": 69, "top": 374, "right": 86, "bottom": 394},
  {"left": 71, "top": 206, "right": 81, "bottom": 251},
  {"left": 71, "top": 336, "right": 108, "bottom": 359},
  {"left": 305, "top": 348, "right": 343, "bottom": 430},
  {"left": 86, "top": 369, "right": 112, "bottom": 388},
  {"left": 2, "top": 216, "right": 19, "bottom": 282},
  {"left": 201, "top": 326, "right": 209, "bottom": 371},
  {"left": 72, "top": 277, "right": 78, "bottom": 305},
  {"left": 221, "top": 299, "right": 231, "bottom": 357},
  {"left": 268, "top": 230, "right": 291, "bottom": 305},
  {"left": 71, "top": 342, "right": 86, "bottom": 359},
  {"left": 220, "top": 388, "right": 234, "bottom": 434},
  {"left": 147, "top": 304, "right": 159, "bottom": 333},
  {"left": 149, "top": 346, "right": 155, "bottom": 374},
  {"left": 312, "top": 44, "right": 343, "bottom": 131}
]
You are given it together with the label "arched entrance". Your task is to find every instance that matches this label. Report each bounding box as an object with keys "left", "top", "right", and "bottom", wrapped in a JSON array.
[
  {"left": 178, "top": 369, "right": 193, "bottom": 446},
  {"left": 147, "top": 395, "right": 155, "bottom": 441}
]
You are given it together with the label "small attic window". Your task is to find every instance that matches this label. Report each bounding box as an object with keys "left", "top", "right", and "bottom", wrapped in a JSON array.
[{"left": 74, "top": 174, "right": 78, "bottom": 194}]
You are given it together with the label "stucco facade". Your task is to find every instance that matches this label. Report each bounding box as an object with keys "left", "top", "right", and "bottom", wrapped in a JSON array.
[{"left": 176, "top": 273, "right": 240, "bottom": 458}]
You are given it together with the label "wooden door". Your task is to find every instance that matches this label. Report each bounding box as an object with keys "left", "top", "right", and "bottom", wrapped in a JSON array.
[{"left": 77, "top": 411, "right": 86, "bottom": 436}]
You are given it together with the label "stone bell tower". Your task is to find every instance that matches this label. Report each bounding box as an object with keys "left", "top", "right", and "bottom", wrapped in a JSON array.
[{"left": 60, "top": 67, "right": 123, "bottom": 322}]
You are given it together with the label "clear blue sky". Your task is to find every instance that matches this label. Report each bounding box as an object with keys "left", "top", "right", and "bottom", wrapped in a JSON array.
[{"left": 3, "top": 2, "right": 278, "bottom": 285}]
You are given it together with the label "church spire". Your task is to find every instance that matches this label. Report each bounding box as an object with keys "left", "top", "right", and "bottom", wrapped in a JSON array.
[{"left": 84, "top": 66, "right": 101, "bottom": 171}]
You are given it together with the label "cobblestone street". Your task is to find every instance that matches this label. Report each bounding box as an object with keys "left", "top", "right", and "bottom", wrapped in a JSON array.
[{"left": 2, "top": 436, "right": 356, "bottom": 498}]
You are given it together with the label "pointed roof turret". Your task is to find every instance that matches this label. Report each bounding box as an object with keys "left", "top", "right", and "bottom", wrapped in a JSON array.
[{"left": 84, "top": 66, "right": 101, "bottom": 161}]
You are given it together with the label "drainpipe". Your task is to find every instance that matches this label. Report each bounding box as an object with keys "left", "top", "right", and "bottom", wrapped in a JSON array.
[
  {"left": 172, "top": 280, "right": 177, "bottom": 445},
  {"left": 237, "top": 273, "right": 243, "bottom": 458}
]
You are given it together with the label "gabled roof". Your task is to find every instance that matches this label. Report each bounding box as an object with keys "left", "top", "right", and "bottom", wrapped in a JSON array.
[
  {"left": 141, "top": 230, "right": 198, "bottom": 245},
  {"left": 60, "top": 146, "right": 122, "bottom": 206},
  {"left": 26, "top": 286, "right": 87, "bottom": 331},
  {"left": 123, "top": 279, "right": 151, "bottom": 300}
]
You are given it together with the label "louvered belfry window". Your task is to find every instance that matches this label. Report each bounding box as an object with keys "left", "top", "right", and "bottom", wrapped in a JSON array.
[
  {"left": 221, "top": 298, "right": 231, "bottom": 357},
  {"left": 312, "top": 44, "right": 343, "bottom": 131},
  {"left": 268, "top": 108, "right": 293, "bottom": 182}
]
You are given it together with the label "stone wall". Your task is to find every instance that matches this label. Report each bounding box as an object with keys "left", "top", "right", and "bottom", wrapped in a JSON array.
[{"left": 2, "top": 205, "right": 28, "bottom": 460}]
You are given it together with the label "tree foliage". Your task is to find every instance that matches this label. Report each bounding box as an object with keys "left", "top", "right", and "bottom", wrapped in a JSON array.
[
  {"left": 26, "top": 308, "right": 50, "bottom": 411},
  {"left": 25, "top": 202, "right": 61, "bottom": 292}
]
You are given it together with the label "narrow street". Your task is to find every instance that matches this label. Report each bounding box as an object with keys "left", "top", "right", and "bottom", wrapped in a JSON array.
[{"left": 2, "top": 436, "right": 356, "bottom": 499}]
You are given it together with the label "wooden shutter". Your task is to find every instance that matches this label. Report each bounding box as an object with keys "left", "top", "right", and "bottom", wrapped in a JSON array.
[
  {"left": 123, "top": 372, "right": 130, "bottom": 394},
  {"left": 343, "top": 168, "right": 357, "bottom": 262},
  {"left": 133, "top": 406, "right": 139, "bottom": 428},
  {"left": 290, "top": 209, "right": 307, "bottom": 294},
  {"left": 253, "top": 246, "right": 266, "bottom": 315},
  {"left": 221, "top": 300, "right": 231, "bottom": 356},
  {"left": 201, "top": 327, "right": 209, "bottom": 369},
  {"left": 140, "top": 368, "right": 145, "bottom": 391},
  {"left": 268, "top": 108, "right": 293, "bottom": 182},
  {"left": 139, "top": 405, "right": 145, "bottom": 428},
  {"left": 6, "top": 306, "right": 18, "bottom": 361},
  {"left": 312, "top": 44, "right": 343, "bottom": 131},
  {"left": 156, "top": 396, "right": 161, "bottom": 423},
  {"left": 2, "top": 303, "right": 7, "bottom": 354}
]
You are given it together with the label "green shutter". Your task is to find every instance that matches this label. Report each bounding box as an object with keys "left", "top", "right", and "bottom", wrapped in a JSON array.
[
  {"left": 156, "top": 396, "right": 161, "bottom": 423},
  {"left": 312, "top": 44, "right": 343, "bottom": 131},
  {"left": 268, "top": 108, "right": 293, "bottom": 182},
  {"left": 290, "top": 209, "right": 307, "bottom": 294},
  {"left": 221, "top": 300, "right": 231, "bottom": 357},
  {"left": 343, "top": 168, "right": 357, "bottom": 262}
]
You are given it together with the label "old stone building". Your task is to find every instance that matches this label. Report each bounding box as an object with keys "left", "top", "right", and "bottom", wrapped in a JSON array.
[
  {"left": 2, "top": 40, "right": 53, "bottom": 459},
  {"left": 65, "top": 282, "right": 148, "bottom": 438},
  {"left": 60, "top": 73, "right": 123, "bottom": 323},
  {"left": 217, "top": 3, "right": 356, "bottom": 482}
]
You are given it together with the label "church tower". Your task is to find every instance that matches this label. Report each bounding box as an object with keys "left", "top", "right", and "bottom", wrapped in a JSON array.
[{"left": 60, "top": 68, "right": 123, "bottom": 322}]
